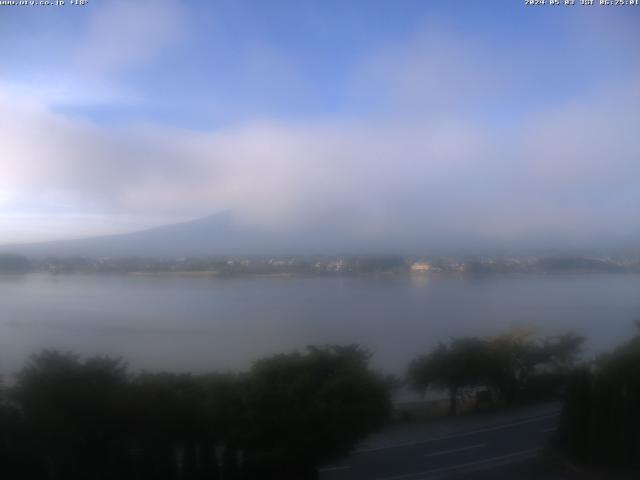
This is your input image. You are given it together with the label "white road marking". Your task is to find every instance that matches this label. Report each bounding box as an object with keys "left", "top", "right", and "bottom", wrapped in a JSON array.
[
  {"left": 355, "top": 412, "right": 559, "bottom": 454},
  {"left": 377, "top": 448, "right": 541, "bottom": 480},
  {"left": 423, "top": 443, "right": 487, "bottom": 458}
]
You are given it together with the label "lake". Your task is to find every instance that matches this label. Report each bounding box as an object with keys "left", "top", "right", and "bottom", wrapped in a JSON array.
[{"left": 1, "top": 273, "right": 639, "bottom": 376}]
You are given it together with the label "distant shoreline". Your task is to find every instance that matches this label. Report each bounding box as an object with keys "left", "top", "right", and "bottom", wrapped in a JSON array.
[
  {"left": 128, "top": 271, "right": 220, "bottom": 278},
  {"left": 3, "top": 270, "right": 640, "bottom": 280},
  {"left": 127, "top": 271, "right": 300, "bottom": 278}
]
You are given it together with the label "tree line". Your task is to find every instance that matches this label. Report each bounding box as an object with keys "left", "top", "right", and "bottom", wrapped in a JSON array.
[
  {"left": 0, "top": 346, "right": 390, "bottom": 480},
  {"left": 0, "top": 329, "right": 587, "bottom": 479},
  {"left": 408, "top": 329, "right": 585, "bottom": 416}
]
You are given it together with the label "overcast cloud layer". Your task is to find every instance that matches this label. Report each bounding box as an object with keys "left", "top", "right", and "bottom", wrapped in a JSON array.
[{"left": 1, "top": 1, "right": 639, "bottom": 251}]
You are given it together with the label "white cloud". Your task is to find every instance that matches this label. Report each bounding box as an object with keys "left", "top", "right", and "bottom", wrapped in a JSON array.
[
  {"left": 72, "top": 0, "right": 185, "bottom": 78},
  {"left": 0, "top": 0, "right": 185, "bottom": 109},
  {"left": 2, "top": 74, "right": 640, "bottom": 249},
  {"left": 1, "top": 15, "right": 639, "bottom": 249}
]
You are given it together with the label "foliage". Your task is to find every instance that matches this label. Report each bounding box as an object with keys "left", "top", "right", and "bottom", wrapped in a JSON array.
[
  {"left": 408, "top": 329, "right": 584, "bottom": 413},
  {"left": 243, "top": 345, "right": 391, "bottom": 478},
  {"left": 408, "top": 338, "right": 490, "bottom": 414},
  {"left": 10, "top": 351, "right": 129, "bottom": 480},
  {"left": 486, "top": 330, "right": 584, "bottom": 403},
  {"left": 558, "top": 330, "right": 640, "bottom": 469},
  {"left": 0, "top": 346, "right": 390, "bottom": 480}
]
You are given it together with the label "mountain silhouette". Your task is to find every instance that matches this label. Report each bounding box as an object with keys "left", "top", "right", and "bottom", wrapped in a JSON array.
[
  {"left": 0, "top": 212, "right": 378, "bottom": 257},
  {"left": 0, "top": 212, "right": 280, "bottom": 257}
]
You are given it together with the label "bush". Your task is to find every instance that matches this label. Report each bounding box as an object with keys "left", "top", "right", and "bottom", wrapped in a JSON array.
[{"left": 558, "top": 334, "right": 640, "bottom": 469}]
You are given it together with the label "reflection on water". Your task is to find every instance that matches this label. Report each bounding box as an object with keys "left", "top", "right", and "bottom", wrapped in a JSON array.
[{"left": 1, "top": 273, "right": 639, "bottom": 375}]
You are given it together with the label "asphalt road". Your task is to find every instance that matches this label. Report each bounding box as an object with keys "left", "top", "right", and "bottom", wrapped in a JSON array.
[{"left": 319, "top": 403, "right": 561, "bottom": 480}]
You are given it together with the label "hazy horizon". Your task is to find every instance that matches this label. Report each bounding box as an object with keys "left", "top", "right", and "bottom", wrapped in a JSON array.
[{"left": 2, "top": 210, "right": 639, "bottom": 259}]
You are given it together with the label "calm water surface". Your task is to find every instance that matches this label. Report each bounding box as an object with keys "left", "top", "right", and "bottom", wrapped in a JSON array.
[{"left": 1, "top": 273, "right": 639, "bottom": 375}]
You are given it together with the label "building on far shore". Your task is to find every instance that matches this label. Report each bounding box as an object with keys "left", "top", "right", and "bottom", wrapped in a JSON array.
[{"left": 410, "top": 262, "right": 432, "bottom": 273}]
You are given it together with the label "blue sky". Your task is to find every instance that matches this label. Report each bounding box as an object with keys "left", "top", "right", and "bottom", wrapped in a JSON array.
[
  {"left": 1, "top": 0, "right": 639, "bottom": 248},
  {"left": 4, "top": 0, "right": 633, "bottom": 126}
]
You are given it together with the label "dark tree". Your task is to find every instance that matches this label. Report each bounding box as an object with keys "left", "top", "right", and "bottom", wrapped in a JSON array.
[
  {"left": 408, "top": 338, "right": 491, "bottom": 415},
  {"left": 12, "top": 351, "right": 128, "bottom": 480},
  {"left": 2, "top": 346, "right": 391, "bottom": 480},
  {"left": 242, "top": 345, "right": 391, "bottom": 479},
  {"left": 408, "top": 330, "right": 585, "bottom": 412},
  {"left": 558, "top": 330, "right": 640, "bottom": 470},
  {"left": 486, "top": 331, "right": 584, "bottom": 404}
]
